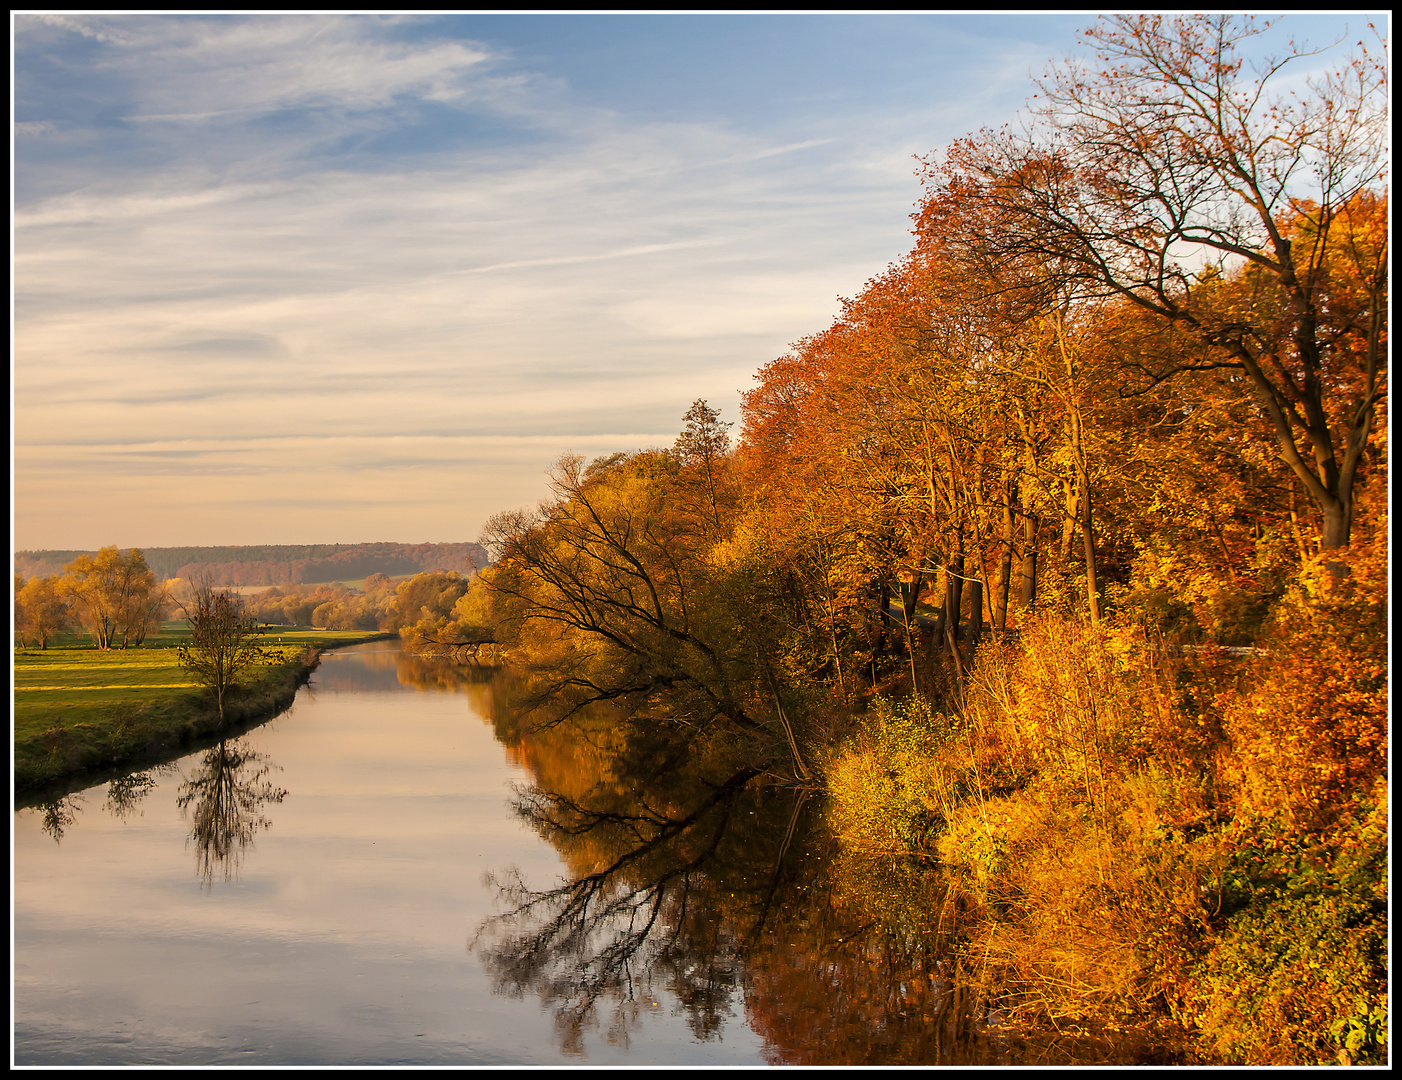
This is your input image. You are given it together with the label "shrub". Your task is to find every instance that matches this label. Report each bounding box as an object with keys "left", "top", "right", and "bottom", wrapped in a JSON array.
[
  {"left": 1185, "top": 801, "right": 1388, "bottom": 1064},
  {"left": 1220, "top": 542, "right": 1388, "bottom": 831},
  {"left": 826, "top": 694, "right": 968, "bottom": 854}
]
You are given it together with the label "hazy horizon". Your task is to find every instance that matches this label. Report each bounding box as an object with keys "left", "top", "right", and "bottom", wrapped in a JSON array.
[{"left": 13, "top": 13, "right": 1377, "bottom": 550}]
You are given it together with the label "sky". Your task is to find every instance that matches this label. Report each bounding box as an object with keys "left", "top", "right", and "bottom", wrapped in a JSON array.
[{"left": 11, "top": 12, "right": 1384, "bottom": 551}]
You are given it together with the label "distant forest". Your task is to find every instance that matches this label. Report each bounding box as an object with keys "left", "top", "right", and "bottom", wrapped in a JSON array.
[{"left": 14, "top": 542, "right": 488, "bottom": 585}]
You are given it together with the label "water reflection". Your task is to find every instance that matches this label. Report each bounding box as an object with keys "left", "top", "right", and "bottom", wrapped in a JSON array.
[
  {"left": 176, "top": 739, "right": 288, "bottom": 886},
  {"left": 34, "top": 767, "right": 172, "bottom": 842},
  {"left": 466, "top": 687, "right": 999, "bottom": 1064},
  {"left": 37, "top": 793, "right": 84, "bottom": 842},
  {"left": 472, "top": 766, "right": 760, "bottom": 1053},
  {"left": 309, "top": 640, "right": 499, "bottom": 695},
  {"left": 470, "top": 686, "right": 1183, "bottom": 1065},
  {"left": 30, "top": 740, "right": 288, "bottom": 887},
  {"left": 105, "top": 767, "right": 170, "bottom": 820},
  {"left": 394, "top": 650, "right": 500, "bottom": 693}
]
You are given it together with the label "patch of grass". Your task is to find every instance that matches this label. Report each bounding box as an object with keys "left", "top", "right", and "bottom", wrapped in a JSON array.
[
  {"left": 13, "top": 627, "right": 393, "bottom": 796},
  {"left": 308, "top": 575, "right": 414, "bottom": 592}
]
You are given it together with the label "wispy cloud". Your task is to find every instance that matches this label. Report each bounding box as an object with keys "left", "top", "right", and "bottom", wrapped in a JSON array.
[
  {"left": 10, "top": 15, "right": 1082, "bottom": 547},
  {"left": 22, "top": 14, "right": 1354, "bottom": 549},
  {"left": 22, "top": 15, "right": 496, "bottom": 117},
  {"left": 462, "top": 237, "right": 732, "bottom": 275}
]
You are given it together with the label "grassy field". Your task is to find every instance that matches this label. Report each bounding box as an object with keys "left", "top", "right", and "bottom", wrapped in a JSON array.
[
  {"left": 220, "top": 574, "right": 416, "bottom": 594},
  {"left": 13, "top": 622, "right": 393, "bottom": 797}
]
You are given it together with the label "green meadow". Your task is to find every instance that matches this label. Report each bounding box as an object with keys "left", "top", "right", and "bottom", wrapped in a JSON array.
[{"left": 13, "top": 623, "right": 392, "bottom": 796}]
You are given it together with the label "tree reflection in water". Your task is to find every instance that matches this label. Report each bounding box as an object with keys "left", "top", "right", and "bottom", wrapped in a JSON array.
[
  {"left": 395, "top": 650, "right": 499, "bottom": 693},
  {"left": 37, "top": 793, "right": 84, "bottom": 842},
  {"left": 468, "top": 687, "right": 1011, "bottom": 1065},
  {"left": 176, "top": 738, "right": 287, "bottom": 886},
  {"left": 473, "top": 766, "right": 759, "bottom": 1053},
  {"left": 469, "top": 683, "right": 1180, "bottom": 1065},
  {"left": 31, "top": 765, "right": 176, "bottom": 843},
  {"left": 105, "top": 767, "right": 170, "bottom": 820}
]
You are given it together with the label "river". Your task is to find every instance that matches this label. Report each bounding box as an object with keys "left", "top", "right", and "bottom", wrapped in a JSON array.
[{"left": 13, "top": 641, "right": 1180, "bottom": 1065}]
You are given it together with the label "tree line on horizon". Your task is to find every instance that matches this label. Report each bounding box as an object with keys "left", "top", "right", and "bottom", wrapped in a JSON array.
[
  {"left": 13, "top": 541, "right": 487, "bottom": 585},
  {"left": 14, "top": 545, "right": 483, "bottom": 647}
]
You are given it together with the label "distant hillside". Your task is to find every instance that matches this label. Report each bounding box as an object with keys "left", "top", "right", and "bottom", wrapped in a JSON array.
[{"left": 15, "top": 542, "right": 489, "bottom": 585}]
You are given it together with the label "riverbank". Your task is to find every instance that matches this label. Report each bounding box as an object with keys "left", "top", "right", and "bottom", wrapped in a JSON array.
[{"left": 13, "top": 628, "right": 395, "bottom": 799}]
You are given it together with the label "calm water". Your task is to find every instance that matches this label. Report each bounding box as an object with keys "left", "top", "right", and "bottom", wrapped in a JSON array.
[
  {"left": 13, "top": 642, "right": 770, "bottom": 1065},
  {"left": 14, "top": 642, "right": 1181, "bottom": 1066}
]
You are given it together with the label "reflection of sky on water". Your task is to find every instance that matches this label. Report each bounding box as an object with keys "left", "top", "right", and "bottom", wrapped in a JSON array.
[{"left": 13, "top": 644, "right": 767, "bottom": 1064}]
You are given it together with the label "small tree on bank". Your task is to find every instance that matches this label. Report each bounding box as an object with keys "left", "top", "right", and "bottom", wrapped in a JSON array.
[{"left": 178, "top": 584, "right": 268, "bottom": 723}]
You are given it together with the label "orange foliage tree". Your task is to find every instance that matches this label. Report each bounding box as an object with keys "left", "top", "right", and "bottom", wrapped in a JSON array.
[{"left": 930, "top": 15, "right": 1388, "bottom": 550}]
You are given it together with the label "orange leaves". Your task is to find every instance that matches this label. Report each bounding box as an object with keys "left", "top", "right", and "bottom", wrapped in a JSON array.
[{"left": 1219, "top": 539, "right": 1389, "bottom": 830}]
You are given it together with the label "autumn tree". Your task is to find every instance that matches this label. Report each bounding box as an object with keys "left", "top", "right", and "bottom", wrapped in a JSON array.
[
  {"left": 479, "top": 450, "right": 764, "bottom": 736},
  {"left": 674, "top": 398, "right": 734, "bottom": 532},
  {"left": 933, "top": 15, "right": 1388, "bottom": 551},
  {"left": 391, "top": 570, "right": 471, "bottom": 640},
  {"left": 177, "top": 582, "right": 269, "bottom": 723},
  {"left": 15, "top": 574, "right": 72, "bottom": 650},
  {"left": 59, "top": 546, "right": 166, "bottom": 649}
]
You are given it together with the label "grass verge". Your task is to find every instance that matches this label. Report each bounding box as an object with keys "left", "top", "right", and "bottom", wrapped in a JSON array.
[{"left": 13, "top": 625, "right": 394, "bottom": 798}]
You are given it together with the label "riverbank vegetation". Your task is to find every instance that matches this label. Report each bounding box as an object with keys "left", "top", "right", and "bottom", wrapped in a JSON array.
[{"left": 463, "top": 17, "right": 1387, "bottom": 1065}]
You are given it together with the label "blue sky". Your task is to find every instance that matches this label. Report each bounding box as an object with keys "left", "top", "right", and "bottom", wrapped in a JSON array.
[{"left": 11, "top": 13, "right": 1384, "bottom": 550}]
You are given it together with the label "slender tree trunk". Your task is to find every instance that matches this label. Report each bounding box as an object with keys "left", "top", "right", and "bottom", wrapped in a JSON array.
[
  {"left": 828, "top": 611, "right": 846, "bottom": 701},
  {"left": 945, "top": 624, "right": 967, "bottom": 710},
  {"left": 995, "top": 493, "right": 1015, "bottom": 631},
  {"left": 1209, "top": 515, "right": 1239, "bottom": 582},
  {"left": 901, "top": 572, "right": 923, "bottom": 694},
  {"left": 967, "top": 578, "right": 984, "bottom": 651},
  {"left": 948, "top": 532, "right": 965, "bottom": 643},
  {"left": 930, "top": 567, "right": 948, "bottom": 640},
  {"left": 926, "top": 580, "right": 947, "bottom": 688},
  {"left": 1060, "top": 476, "right": 1080, "bottom": 563},
  {"left": 1082, "top": 478, "right": 1101, "bottom": 626},
  {"left": 1018, "top": 508, "right": 1039, "bottom": 610}
]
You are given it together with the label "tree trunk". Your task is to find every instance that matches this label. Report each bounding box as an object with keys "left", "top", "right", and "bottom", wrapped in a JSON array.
[
  {"left": 947, "top": 537, "right": 965, "bottom": 643},
  {"left": 1288, "top": 476, "right": 1312, "bottom": 564},
  {"left": 1320, "top": 502, "right": 1350, "bottom": 551},
  {"left": 1018, "top": 510, "right": 1039, "bottom": 610},
  {"left": 930, "top": 568, "right": 948, "bottom": 640},
  {"left": 995, "top": 494, "right": 1015, "bottom": 631},
  {"left": 1060, "top": 476, "right": 1080, "bottom": 563},
  {"left": 901, "top": 572, "right": 923, "bottom": 693},
  {"left": 967, "top": 579, "right": 984, "bottom": 650},
  {"left": 1082, "top": 479, "right": 1101, "bottom": 626},
  {"left": 926, "top": 583, "right": 947, "bottom": 688}
]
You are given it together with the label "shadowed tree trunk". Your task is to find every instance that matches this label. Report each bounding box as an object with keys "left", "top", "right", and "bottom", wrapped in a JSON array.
[
  {"left": 994, "top": 492, "right": 1016, "bottom": 631},
  {"left": 900, "top": 572, "right": 923, "bottom": 693},
  {"left": 1081, "top": 477, "right": 1101, "bottom": 626},
  {"left": 967, "top": 578, "right": 984, "bottom": 651},
  {"left": 1017, "top": 506, "right": 1039, "bottom": 611}
]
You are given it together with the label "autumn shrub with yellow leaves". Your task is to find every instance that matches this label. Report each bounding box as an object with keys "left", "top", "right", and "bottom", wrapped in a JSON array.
[
  {"left": 823, "top": 550, "right": 1388, "bottom": 1063},
  {"left": 1181, "top": 536, "right": 1389, "bottom": 1065},
  {"left": 826, "top": 694, "right": 970, "bottom": 855},
  {"left": 1218, "top": 540, "right": 1388, "bottom": 830}
]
